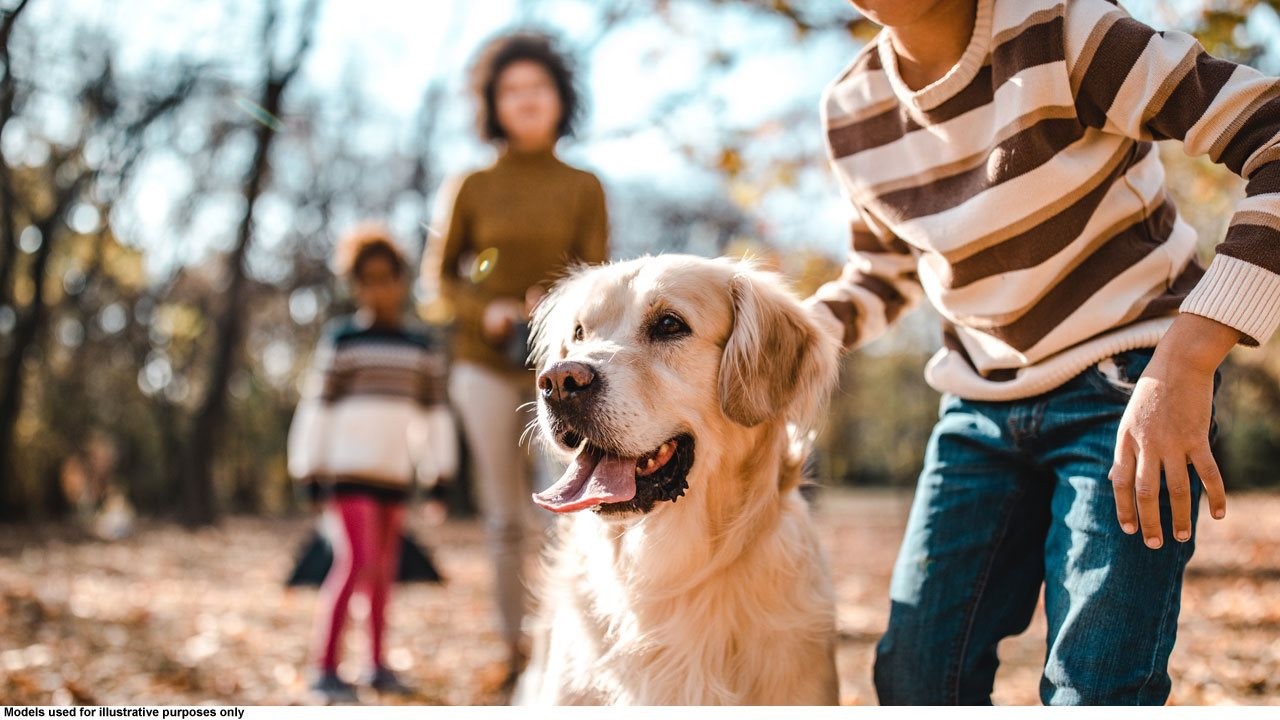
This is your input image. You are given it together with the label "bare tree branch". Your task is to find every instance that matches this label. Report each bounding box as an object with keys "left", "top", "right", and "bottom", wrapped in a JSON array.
[
  {"left": 0, "top": 0, "right": 31, "bottom": 49},
  {"left": 181, "top": 0, "right": 323, "bottom": 526},
  {"left": 277, "top": 0, "right": 320, "bottom": 87}
]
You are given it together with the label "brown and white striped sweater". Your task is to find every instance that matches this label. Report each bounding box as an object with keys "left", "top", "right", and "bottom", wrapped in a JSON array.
[
  {"left": 811, "top": 0, "right": 1280, "bottom": 400},
  {"left": 287, "top": 315, "right": 456, "bottom": 498}
]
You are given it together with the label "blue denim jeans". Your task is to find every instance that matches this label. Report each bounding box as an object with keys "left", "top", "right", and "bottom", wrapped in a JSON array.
[{"left": 874, "top": 347, "right": 1221, "bottom": 705}]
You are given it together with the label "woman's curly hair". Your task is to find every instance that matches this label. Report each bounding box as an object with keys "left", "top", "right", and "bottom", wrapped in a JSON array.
[
  {"left": 469, "top": 31, "right": 582, "bottom": 143},
  {"left": 333, "top": 222, "right": 406, "bottom": 280}
]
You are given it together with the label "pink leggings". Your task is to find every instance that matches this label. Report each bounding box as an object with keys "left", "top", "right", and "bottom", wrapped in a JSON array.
[{"left": 314, "top": 494, "right": 405, "bottom": 673}]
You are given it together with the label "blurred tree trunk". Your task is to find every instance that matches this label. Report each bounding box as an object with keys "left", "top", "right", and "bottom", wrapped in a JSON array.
[
  {"left": 0, "top": 0, "right": 29, "bottom": 313},
  {"left": 179, "top": 0, "right": 318, "bottom": 527},
  {"left": 0, "top": 0, "right": 31, "bottom": 519},
  {"left": 0, "top": 165, "right": 92, "bottom": 520}
]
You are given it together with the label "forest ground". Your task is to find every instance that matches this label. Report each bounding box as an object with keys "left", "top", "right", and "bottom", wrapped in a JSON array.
[{"left": 2, "top": 489, "right": 1278, "bottom": 705}]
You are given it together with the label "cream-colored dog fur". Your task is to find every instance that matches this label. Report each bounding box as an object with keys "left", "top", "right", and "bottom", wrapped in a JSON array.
[{"left": 515, "top": 254, "right": 842, "bottom": 705}]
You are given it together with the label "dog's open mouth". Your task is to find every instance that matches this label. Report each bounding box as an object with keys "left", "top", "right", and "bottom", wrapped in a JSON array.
[{"left": 533, "top": 434, "right": 695, "bottom": 515}]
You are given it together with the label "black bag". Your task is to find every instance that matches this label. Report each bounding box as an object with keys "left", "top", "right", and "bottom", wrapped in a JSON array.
[
  {"left": 285, "top": 525, "right": 445, "bottom": 587},
  {"left": 503, "top": 318, "right": 533, "bottom": 370}
]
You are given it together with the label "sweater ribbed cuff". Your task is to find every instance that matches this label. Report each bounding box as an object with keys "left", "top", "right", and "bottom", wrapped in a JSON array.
[
  {"left": 806, "top": 297, "right": 857, "bottom": 349},
  {"left": 1180, "top": 254, "right": 1280, "bottom": 347}
]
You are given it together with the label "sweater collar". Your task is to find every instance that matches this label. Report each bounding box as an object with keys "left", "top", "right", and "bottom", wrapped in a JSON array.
[
  {"left": 352, "top": 308, "right": 403, "bottom": 333},
  {"left": 876, "top": 0, "right": 994, "bottom": 112},
  {"left": 497, "top": 144, "right": 559, "bottom": 166}
]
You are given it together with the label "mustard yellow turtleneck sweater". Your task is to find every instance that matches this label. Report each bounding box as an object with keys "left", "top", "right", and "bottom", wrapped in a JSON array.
[{"left": 424, "top": 147, "right": 609, "bottom": 375}]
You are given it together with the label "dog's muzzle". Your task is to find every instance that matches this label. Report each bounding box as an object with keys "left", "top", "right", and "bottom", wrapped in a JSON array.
[
  {"left": 538, "top": 360, "right": 602, "bottom": 415},
  {"left": 533, "top": 361, "right": 694, "bottom": 516}
]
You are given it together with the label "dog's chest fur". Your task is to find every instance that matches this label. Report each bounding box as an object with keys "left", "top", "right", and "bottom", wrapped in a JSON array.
[{"left": 519, "top": 493, "right": 839, "bottom": 705}]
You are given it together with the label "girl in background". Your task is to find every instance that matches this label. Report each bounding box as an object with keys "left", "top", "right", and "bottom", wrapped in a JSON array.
[{"left": 288, "top": 224, "right": 456, "bottom": 703}]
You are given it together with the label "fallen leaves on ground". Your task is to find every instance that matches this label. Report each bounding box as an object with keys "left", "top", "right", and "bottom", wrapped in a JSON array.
[{"left": 1, "top": 489, "right": 1277, "bottom": 705}]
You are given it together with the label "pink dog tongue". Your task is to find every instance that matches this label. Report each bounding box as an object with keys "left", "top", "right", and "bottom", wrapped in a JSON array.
[{"left": 533, "top": 447, "right": 637, "bottom": 513}]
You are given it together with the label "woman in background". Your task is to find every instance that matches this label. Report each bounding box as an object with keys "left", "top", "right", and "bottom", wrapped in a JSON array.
[
  {"left": 421, "top": 31, "right": 608, "bottom": 686},
  {"left": 289, "top": 224, "right": 456, "bottom": 703}
]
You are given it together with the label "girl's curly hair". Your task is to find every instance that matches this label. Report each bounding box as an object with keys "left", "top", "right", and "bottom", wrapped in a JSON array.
[{"left": 333, "top": 222, "right": 406, "bottom": 280}]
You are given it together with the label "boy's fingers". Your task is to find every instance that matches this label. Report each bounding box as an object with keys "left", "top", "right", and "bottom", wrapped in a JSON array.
[
  {"left": 1109, "top": 442, "right": 1138, "bottom": 535},
  {"left": 1190, "top": 443, "right": 1227, "bottom": 520},
  {"left": 1135, "top": 451, "right": 1163, "bottom": 549},
  {"left": 1164, "top": 456, "right": 1192, "bottom": 543}
]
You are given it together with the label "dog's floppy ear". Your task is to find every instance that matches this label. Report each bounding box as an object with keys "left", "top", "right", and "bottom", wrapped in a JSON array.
[{"left": 718, "top": 265, "right": 840, "bottom": 429}]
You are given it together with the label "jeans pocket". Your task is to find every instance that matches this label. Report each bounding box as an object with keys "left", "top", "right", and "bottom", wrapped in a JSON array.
[{"left": 1087, "top": 347, "right": 1156, "bottom": 401}]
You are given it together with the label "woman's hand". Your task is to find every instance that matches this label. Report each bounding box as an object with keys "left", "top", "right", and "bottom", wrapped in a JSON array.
[
  {"left": 1109, "top": 314, "right": 1239, "bottom": 548},
  {"left": 422, "top": 478, "right": 452, "bottom": 527},
  {"left": 422, "top": 498, "right": 448, "bottom": 527},
  {"left": 482, "top": 298, "right": 524, "bottom": 345},
  {"left": 525, "top": 284, "right": 548, "bottom": 317}
]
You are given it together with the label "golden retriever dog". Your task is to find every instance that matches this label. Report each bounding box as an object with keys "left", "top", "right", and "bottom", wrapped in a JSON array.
[{"left": 514, "top": 254, "right": 843, "bottom": 705}]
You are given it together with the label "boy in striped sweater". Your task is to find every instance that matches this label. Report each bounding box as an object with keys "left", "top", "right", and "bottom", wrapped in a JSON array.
[{"left": 808, "top": 0, "right": 1279, "bottom": 705}]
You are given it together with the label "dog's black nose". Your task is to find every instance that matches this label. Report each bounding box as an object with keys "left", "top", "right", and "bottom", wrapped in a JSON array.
[{"left": 539, "top": 361, "right": 598, "bottom": 404}]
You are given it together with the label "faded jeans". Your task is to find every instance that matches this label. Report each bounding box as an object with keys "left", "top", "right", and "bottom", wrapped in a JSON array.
[{"left": 875, "top": 347, "right": 1221, "bottom": 705}]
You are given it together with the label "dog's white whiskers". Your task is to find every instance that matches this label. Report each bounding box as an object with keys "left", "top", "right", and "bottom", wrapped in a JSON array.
[{"left": 518, "top": 419, "right": 541, "bottom": 448}]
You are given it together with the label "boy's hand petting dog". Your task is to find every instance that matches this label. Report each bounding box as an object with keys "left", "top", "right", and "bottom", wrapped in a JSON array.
[{"left": 1109, "top": 314, "right": 1241, "bottom": 549}]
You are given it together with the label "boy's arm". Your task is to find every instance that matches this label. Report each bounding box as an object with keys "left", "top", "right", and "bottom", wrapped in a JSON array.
[
  {"left": 1068, "top": 0, "right": 1280, "bottom": 345},
  {"left": 1110, "top": 313, "right": 1234, "bottom": 549},
  {"left": 808, "top": 204, "right": 924, "bottom": 350},
  {"left": 1066, "top": 0, "right": 1280, "bottom": 546}
]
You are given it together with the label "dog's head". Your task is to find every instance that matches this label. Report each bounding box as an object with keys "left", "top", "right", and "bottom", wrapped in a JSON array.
[{"left": 529, "top": 254, "right": 840, "bottom": 518}]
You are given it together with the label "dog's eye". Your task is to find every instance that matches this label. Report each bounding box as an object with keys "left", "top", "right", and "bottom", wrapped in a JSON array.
[
  {"left": 573, "top": 324, "right": 584, "bottom": 342},
  {"left": 649, "top": 313, "right": 690, "bottom": 340}
]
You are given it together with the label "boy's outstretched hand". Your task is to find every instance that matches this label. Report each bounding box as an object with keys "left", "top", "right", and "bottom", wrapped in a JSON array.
[{"left": 1109, "top": 313, "right": 1241, "bottom": 549}]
